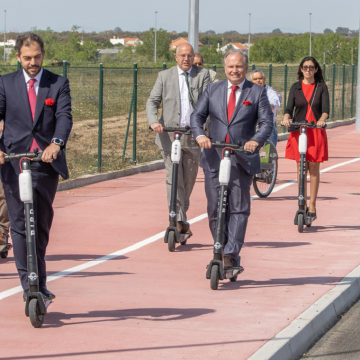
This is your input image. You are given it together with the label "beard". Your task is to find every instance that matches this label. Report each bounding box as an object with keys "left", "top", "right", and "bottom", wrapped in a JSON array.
[{"left": 24, "top": 64, "right": 41, "bottom": 77}]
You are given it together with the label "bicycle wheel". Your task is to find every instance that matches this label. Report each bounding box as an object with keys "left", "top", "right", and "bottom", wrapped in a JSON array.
[{"left": 253, "top": 157, "right": 278, "bottom": 198}]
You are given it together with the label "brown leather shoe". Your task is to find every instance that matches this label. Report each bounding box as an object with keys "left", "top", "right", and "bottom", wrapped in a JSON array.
[
  {"left": 0, "top": 233, "right": 6, "bottom": 246},
  {"left": 181, "top": 222, "right": 192, "bottom": 236},
  {"left": 223, "top": 255, "right": 233, "bottom": 269}
]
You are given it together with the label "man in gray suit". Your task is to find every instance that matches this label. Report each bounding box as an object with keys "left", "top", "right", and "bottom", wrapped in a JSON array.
[
  {"left": 146, "top": 43, "right": 210, "bottom": 236},
  {"left": 190, "top": 49, "right": 273, "bottom": 268}
]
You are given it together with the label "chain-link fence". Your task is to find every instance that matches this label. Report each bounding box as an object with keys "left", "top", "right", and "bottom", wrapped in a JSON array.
[{"left": 0, "top": 62, "right": 357, "bottom": 179}]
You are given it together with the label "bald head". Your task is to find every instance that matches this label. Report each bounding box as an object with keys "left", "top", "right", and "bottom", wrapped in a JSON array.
[{"left": 175, "top": 43, "right": 195, "bottom": 72}]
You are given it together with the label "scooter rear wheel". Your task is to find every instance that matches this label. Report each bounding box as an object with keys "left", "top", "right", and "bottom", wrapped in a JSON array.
[
  {"left": 298, "top": 214, "right": 304, "bottom": 233},
  {"left": 0, "top": 251, "right": 8, "bottom": 259},
  {"left": 168, "top": 231, "right": 176, "bottom": 252},
  {"left": 210, "top": 265, "right": 219, "bottom": 290},
  {"left": 29, "top": 298, "right": 44, "bottom": 328}
]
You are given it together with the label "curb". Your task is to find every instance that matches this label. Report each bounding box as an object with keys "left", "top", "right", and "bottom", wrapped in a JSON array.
[
  {"left": 247, "top": 265, "right": 360, "bottom": 360},
  {"left": 277, "top": 118, "right": 355, "bottom": 142},
  {"left": 58, "top": 159, "right": 164, "bottom": 191}
]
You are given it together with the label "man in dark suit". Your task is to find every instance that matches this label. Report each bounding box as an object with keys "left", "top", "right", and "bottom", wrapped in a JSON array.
[
  {"left": 190, "top": 49, "right": 273, "bottom": 268},
  {"left": 0, "top": 33, "right": 72, "bottom": 299}
]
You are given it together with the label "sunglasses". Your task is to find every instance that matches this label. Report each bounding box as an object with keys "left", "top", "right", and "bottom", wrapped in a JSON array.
[{"left": 302, "top": 65, "right": 316, "bottom": 70}]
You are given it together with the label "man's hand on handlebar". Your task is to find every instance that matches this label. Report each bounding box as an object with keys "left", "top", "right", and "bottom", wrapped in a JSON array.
[
  {"left": 197, "top": 135, "right": 212, "bottom": 149},
  {"left": 150, "top": 122, "right": 164, "bottom": 133},
  {"left": 244, "top": 140, "right": 259, "bottom": 153},
  {"left": 42, "top": 143, "right": 60, "bottom": 163}
]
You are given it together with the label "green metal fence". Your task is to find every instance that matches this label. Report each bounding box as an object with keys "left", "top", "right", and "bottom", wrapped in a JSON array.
[{"left": 0, "top": 63, "right": 357, "bottom": 179}]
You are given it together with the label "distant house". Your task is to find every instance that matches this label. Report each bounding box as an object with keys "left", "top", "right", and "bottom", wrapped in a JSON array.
[
  {"left": 170, "top": 37, "right": 203, "bottom": 50},
  {"left": 219, "top": 42, "right": 249, "bottom": 54},
  {"left": 0, "top": 39, "right": 16, "bottom": 47},
  {"left": 110, "top": 37, "right": 143, "bottom": 47}
]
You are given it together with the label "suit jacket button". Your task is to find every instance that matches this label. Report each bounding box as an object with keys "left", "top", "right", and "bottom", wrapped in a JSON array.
[{"left": 27, "top": 147, "right": 30, "bottom": 151}]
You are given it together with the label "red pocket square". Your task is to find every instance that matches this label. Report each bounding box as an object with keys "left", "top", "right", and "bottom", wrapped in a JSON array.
[
  {"left": 45, "top": 98, "right": 55, "bottom": 106},
  {"left": 243, "top": 100, "right": 252, "bottom": 106}
]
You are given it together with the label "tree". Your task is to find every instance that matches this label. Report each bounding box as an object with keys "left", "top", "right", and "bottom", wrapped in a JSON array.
[
  {"left": 199, "top": 44, "right": 222, "bottom": 64},
  {"left": 135, "top": 28, "right": 172, "bottom": 60},
  {"left": 324, "top": 28, "right": 333, "bottom": 34},
  {"left": 272, "top": 28, "right": 282, "bottom": 34},
  {"left": 205, "top": 30, "right": 216, "bottom": 35},
  {"left": 336, "top": 27, "right": 350, "bottom": 35},
  {"left": 114, "top": 27, "right": 122, "bottom": 33}
]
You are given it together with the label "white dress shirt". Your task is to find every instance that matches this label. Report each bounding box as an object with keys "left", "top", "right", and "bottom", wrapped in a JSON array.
[
  {"left": 227, "top": 79, "right": 245, "bottom": 106},
  {"left": 178, "top": 66, "right": 193, "bottom": 127},
  {"left": 23, "top": 67, "right": 43, "bottom": 95},
  {"left": 265, "top": 84, "right": 281, "bottom": 124}
]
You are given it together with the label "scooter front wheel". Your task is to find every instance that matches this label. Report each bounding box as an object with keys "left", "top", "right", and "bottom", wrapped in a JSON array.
[
  {"left": 210, "top": 265, "right": 219, "bottom": 290},
  {"left": 298, "top": 214, "right": 304, "bottom": 233},
  {"left": 0, "top": 251, "right": 8, "bottom": 259},
  {"left": 29, "top": 298, "right": 44, "bottom": 328},
  {"left": 168, "top": 231, "right": 176, "bottom": 252}
]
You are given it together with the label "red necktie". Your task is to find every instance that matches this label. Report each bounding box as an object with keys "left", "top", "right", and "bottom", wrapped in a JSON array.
[
  {"left": 225, "top": 85, "right": 239, "bottom": 143},
  {"left": 28, "top": 79, "right": 41, "bottom": 151}
]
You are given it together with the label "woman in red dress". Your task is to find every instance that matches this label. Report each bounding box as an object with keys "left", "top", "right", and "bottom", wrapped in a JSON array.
[{"left": 281, "top": 56, "right": 329, "bottom": 222}]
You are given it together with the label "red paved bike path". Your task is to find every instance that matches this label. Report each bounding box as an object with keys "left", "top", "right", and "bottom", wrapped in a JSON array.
[{"left": 0, "top": 124, "right": 359, "bottom": 360}]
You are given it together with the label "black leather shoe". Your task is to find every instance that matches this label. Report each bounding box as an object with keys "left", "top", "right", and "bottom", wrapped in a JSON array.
[
  {"left": 223, "top": 255, "right": 234, "bottom": 269},
  {"left": 40, "top": 286, "right": 55, "bottom": 300}
]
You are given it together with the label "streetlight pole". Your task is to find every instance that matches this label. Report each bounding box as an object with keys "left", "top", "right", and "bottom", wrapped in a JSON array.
[
  {"left": 309, "top": 13, "right": 312, "bottom": 57},
  {"left": 188, "top": 0, "right": 199, "bottom": 52},
  {"left": 154, "top": 11, "right": 157, "bottom": 63},
  {"left": 248, "top": 13, "right": 251, "bottom": 62},
  {"left": 3, "top": 10, "right": 6, "bottom": 62}
]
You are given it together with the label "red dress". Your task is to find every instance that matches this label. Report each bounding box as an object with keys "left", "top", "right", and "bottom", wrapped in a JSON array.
[{"left": 285, "top": 82, "right": 328, "bottom": 162}]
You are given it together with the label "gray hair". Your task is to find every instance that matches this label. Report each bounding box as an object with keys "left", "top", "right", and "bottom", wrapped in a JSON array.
[
  {"left": 223, "top": 48, "right": 248, "bottom": 66},
  {"left": 249, "top": 69, "right": 265, "bottom": 80}
]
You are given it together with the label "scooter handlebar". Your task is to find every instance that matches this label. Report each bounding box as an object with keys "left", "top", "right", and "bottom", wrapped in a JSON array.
[
  {"left": 288, "top": 121, "right": 327, "bottom": 132},
  {"left": 4, "top": 148, "right": 43, "bottom": 162},
  {"left": 162, "top": 126, "right": 192, "bottom": 134},
  {"left": 211, "top": 141, "right": 245, "bottom": 152}
]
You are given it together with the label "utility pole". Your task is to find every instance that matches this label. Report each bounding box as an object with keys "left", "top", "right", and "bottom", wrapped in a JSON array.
[
  {"left": 248, "top": 13, "right": 251, "bottom": 62},
  {"left": 188, "top": 0, "right": 199, "bottom": 52},
  {"left": 3, "top": 10, "right": 6, "bottom": 62},
  {"left": 356, "top": 18, "right": 360, "bottom": 130},
  {"left": 154, "top": 11, "right": 157, "bottom": 63},
  {"left": 309, "top": 13, "right": 312, "bottom": 56}
]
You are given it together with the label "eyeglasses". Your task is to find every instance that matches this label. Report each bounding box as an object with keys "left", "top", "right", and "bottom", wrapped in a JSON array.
[
  {"left": 176, "top": 54, "right": 194, "bottom": 59},
  {"left": 302, "top": 65, "right": 316, "bottom": 70}
]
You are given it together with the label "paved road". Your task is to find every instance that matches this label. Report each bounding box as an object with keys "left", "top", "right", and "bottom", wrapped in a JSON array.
[
  {"left": 0, "top": 124, "right": 359, "bottom": 360},
  {"left": 302, "top": 297, "right": 360, "bottom": 359}
]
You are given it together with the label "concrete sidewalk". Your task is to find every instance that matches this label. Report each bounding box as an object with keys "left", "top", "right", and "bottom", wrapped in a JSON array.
[{"left": 0, "top": 124, "right": 359, "bottom": 360}]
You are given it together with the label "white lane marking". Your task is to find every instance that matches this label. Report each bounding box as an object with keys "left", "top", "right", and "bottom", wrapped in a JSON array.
[{"left": 1, "top": 157, "right": 359, "bottom": 301}]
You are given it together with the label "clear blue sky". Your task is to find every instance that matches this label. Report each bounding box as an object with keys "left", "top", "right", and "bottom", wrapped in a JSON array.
[{"left": 1, "top": 0, "right": 360, "bottom": 34}]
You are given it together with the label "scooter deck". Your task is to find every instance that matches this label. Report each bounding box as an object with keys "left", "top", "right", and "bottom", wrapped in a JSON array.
[
  {"left": 224, "top": 266, "right": 244, "bottom": 279},
  {"left": 0, "top": 243, "right": 12, "bottom": 253}
]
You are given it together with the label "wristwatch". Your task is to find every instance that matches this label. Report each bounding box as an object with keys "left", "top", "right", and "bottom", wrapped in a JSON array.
[{"left": 51, "top": 138, "right": 64, "bottom": 147}]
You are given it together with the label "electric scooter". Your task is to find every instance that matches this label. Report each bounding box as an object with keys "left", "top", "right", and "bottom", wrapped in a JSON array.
[
  {"left": 289, "top": 121, "right": 327, "bottom": 233},
  {"left": 4, "top": 148, "right": 52, "bottom": 328},
  {"left": 162, "top": 126, "right": 193, "bottom": 252},
  {"left": 206, "top": 141, "right": 247, "bottom": 290},
  {"left": 0, "top": 234, "right": 12, "bottom": 259}
]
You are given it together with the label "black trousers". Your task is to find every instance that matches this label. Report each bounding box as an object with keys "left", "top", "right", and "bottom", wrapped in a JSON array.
[
  {"left": 3, "top": 162, "right": 59, "bottom": 292},
  {"left": 204, "top": 163, "right": 252, "bottom": 260}
]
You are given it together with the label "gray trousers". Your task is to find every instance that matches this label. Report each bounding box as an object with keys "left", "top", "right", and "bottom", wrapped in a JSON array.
[
  {"left": 161, "top": 135, "right": 201, "bottom": 222},
  {"left": 0, "top": 180, "right": 9, "bottom": 236},
  {"left": 204, "top": 162, "right": 253, "bottom": 260}
]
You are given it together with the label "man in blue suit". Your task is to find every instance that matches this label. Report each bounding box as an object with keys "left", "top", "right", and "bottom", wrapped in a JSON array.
[
  {"left": 190, "top": 49, "right": 273, "bottom": 269},
  {"left": 0, "top": 33, "right": 72, "bottom": 300}
]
